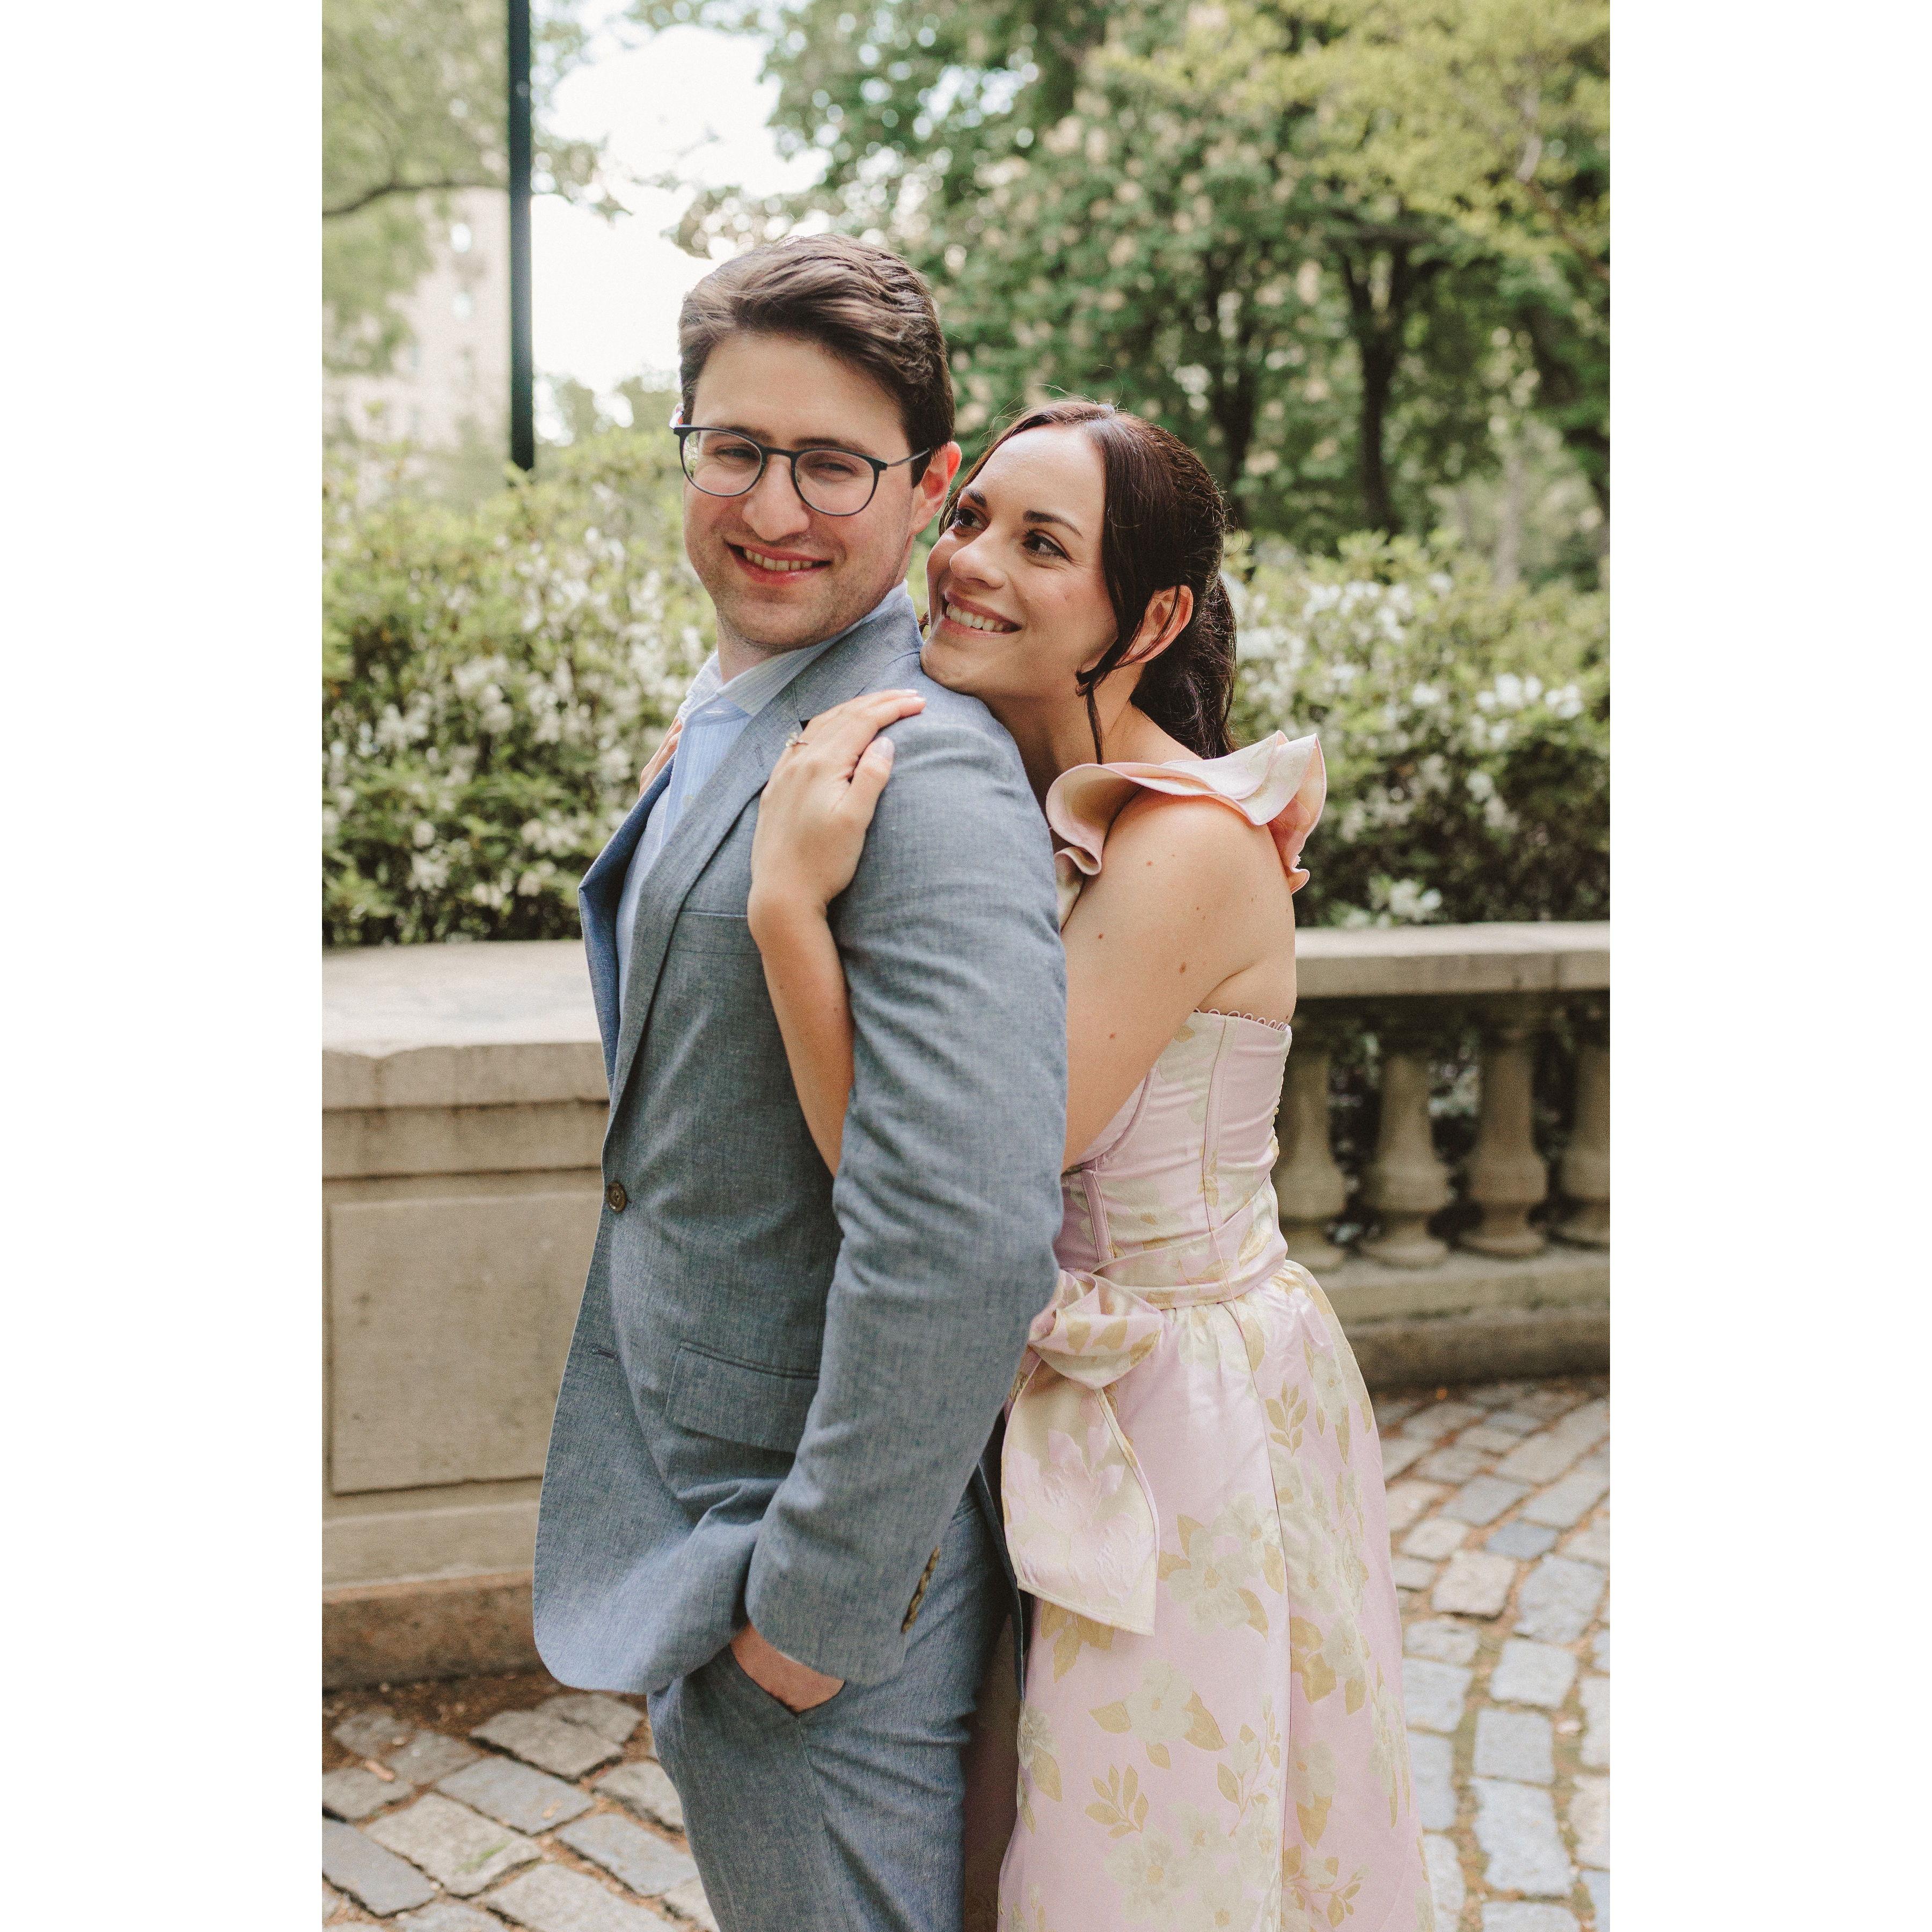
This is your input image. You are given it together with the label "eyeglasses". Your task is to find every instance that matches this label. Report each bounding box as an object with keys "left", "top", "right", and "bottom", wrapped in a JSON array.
[{"left": 672, "top": 425, "right": 933, "bottom": 517}]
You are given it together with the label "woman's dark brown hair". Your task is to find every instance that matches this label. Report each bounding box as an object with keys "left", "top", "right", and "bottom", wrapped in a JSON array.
[{"left": 946, "top": 399, "right": 1237, "bottom": 761}]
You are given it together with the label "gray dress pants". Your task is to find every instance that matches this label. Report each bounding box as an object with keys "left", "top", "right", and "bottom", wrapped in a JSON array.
[{"left": 648, "top": 1493, "right": 1004, "bottom": 1932}]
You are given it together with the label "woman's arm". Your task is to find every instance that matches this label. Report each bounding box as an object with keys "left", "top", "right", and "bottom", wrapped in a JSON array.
[
  {"left": 754, "top": 706, "right": 1297, "bottom": 1175},
  {"left": 747, "top": 689, "right": 926, "bottom": 1170},
  {"left": 747, "top": 889, "right": 860, "bottom": 1170}
]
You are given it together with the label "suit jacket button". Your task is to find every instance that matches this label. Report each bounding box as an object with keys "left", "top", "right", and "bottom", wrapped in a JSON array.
[{"left": 605, "top": 1181, "right": 628, "bottom": 1213}]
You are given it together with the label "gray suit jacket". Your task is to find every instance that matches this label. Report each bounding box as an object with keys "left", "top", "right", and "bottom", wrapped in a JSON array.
[{"left": 532, "top": 592, "right": 1066, "bottom": 1693}]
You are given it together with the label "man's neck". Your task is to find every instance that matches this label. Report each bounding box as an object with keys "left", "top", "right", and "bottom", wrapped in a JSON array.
[{"left": 714, "top": 625, "right": 797, "bottom": 687}]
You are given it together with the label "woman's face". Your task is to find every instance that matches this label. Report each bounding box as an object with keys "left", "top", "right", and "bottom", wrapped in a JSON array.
[{"left": 921, "top": 426, "right": 1116, "bottom": 708}]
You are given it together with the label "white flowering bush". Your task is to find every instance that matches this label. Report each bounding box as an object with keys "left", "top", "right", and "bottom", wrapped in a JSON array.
[
  {"left": 1229, "top": 533, "right": 1608, "bottom": 928},
  {"left": 324, "top": 425, "right": 709, "bottom": 943},
  {"left": 326, "top": 441, "right": 1605, "bottom": 947}
]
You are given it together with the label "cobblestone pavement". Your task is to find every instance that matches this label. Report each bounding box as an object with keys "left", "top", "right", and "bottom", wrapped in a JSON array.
[
  {"left": 323, "top": 1374, "right": 1607, "bottom": 1932},
  {"left": 1377, "top": 1375, "right": 1609, "bottom": 1932}
]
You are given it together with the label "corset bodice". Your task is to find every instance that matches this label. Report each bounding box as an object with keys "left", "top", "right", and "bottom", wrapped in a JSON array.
[{"left": 1057, "top": 1009, "right": 1293, "bottom": 1299}]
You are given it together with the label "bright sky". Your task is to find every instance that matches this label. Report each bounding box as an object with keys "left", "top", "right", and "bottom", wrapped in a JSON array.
[{"left": 532, "top": 10, "right": 819, "bottom": 415}]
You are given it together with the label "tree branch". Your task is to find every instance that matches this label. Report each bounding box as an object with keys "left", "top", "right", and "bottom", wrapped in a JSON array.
[
  {"left": 325, "top": 176, "right": 499, "bottom": 220},
  {"left": 1513, "top": 170, "right": 1611, "bottom": 285},
  {"left": 1450, "top": 80, "right": 1611, "bottom": 286}
]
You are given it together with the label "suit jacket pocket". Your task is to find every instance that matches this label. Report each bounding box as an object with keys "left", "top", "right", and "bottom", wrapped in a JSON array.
[{"left": 667, "top": 1343, "right": 818, "bottom": 1453}]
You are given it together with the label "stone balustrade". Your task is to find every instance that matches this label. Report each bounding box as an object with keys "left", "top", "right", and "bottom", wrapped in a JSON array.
[
  {"left": 1277, "top": 925, "right": 1608, "bottom": 1370},
  {"left": 323, "top": 923, "right": 1607, "bottom": 1683}
]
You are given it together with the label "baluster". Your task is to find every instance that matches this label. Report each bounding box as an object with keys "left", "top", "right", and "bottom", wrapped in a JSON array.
[
  {"left": 1274, "top": 1020, "right": 1347, "bottom": 1270},
  {"left": 1555, "top": 1008, "right": 1609, "bottom": 1247},
  {"left": 1359, "top": 1024, "right": 1452, "bottom": 1268},
  {"left": 1461, "top": 1001, "right": 1550, "bottom": 1257}
]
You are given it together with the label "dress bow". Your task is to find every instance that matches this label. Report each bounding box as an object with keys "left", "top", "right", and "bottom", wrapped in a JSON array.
[{"left": 1002, "top": 1270, "right": 1166, "bottom": 1634}]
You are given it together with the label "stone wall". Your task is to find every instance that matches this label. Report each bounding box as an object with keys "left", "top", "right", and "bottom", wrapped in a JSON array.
[{"left": 324, "top": 927, "right": 1607, "bottom": 1683}]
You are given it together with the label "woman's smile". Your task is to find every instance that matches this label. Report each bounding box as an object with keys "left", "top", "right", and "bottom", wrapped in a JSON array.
[{"left": 934, "top": 590, "right": 1021, "bottom": 635}]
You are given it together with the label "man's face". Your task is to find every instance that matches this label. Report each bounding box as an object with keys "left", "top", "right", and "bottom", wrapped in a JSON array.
[{"left": 683, "top": 331, "right": 960, "bottom": 657}]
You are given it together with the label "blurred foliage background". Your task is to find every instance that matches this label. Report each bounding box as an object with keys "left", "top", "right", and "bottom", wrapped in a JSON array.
[
  {"left": 649, "top": 0, "right": 1607, "bottom": 569},
  {"left": 323, "top": 0, "right": 1608, "bottom": 946},
  {"left": 324, "top": 0, "right": 618, "bottom": 376}
]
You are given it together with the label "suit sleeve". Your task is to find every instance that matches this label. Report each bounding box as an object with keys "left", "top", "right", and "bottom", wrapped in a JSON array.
[{"left": 742, "top": 712, "right": 1067, "bottom": 1683}]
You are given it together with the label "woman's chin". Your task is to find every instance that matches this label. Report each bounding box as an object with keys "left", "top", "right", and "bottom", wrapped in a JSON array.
[{"left": 918, "top": 637, "right": 976, "bottom": 694}]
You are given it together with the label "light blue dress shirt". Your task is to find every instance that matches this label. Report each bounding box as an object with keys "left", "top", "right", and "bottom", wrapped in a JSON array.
[{"left": 614, "top": 588, "right": 910, "bottom": 1005}]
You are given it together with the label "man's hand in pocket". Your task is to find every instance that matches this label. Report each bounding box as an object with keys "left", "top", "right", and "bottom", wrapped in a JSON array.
[{"left": 730, "top": 1621, "right": 845, "bottom": 1711}]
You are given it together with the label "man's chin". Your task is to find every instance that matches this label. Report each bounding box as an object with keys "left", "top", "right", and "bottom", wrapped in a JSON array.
[
  {"left": 704, "top": 565, "right": 889, "bottom": 655},
  {"left": 715, "top": 597, "right": 838, "bottom": 654}
]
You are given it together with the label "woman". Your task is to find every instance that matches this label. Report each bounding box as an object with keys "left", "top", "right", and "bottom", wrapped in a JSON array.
[{"left": 739, "top": 401, "right": 1430, "bottom": 1932}]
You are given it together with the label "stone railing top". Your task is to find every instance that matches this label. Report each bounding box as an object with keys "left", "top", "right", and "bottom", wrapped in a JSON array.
[
  {"left": 1295, "top": 920, "right": 1609, "bottom": 1001},
  {"left": 325, "top": 939, "right": 604, "bottom": 1113},
  {"left": 324, "top": 923, "right": 1607, "bottom": 1111}
]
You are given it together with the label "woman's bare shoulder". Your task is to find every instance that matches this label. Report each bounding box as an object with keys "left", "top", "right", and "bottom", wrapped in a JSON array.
[
  {"left": 1067, "top": 787, "right": 1287, "bottom": 947},
  {"left": 1102, "top": 785, "right": 1284, "bottom": 884}
]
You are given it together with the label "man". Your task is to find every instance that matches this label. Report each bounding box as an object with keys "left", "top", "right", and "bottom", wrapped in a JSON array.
[{"left": 533, "top": 236, "right": 1066, "bottom": 1931}]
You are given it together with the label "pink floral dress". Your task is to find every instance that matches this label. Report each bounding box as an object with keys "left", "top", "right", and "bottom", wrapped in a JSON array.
[{"left": 997, "top": 735, "right": 1431, "bottom": 1932}]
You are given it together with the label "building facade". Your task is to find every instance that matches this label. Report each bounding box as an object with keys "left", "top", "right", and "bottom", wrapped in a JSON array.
[{"left": 326, "top": 188, "right": 509, "bottom": 457}]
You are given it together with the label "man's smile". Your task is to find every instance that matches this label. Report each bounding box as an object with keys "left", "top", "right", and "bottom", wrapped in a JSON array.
[{"left": 728, "top": 540, "right": 833, "bottom": 582}]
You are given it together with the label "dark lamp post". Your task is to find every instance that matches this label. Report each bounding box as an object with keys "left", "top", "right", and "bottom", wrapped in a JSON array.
[{"left": 508, "top": 1, "right": 535, "bottom": 473}]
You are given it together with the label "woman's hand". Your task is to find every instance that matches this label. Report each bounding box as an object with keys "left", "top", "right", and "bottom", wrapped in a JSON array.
[
  {"left": 749, "top": 690, "right": 925, "bottom": 925},
  {"left": 638, "top": 715, "right": 684, "bottom": 796}
]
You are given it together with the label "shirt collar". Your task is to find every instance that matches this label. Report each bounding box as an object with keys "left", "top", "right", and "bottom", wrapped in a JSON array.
[{"left": 686, "top": 584, "right": 915, "bottom": 723}]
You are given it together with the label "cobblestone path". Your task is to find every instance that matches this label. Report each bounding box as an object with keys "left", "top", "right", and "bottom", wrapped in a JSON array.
[
  {"left": 323, "top": 1375, "right": 1607, "bottom": 1931},
  {"left": 1378, "top": 1375, "right": 1609, "bottom": 1932}
]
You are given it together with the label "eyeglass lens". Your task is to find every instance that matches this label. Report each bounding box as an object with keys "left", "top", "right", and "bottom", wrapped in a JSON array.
[{"left": 681, "top": 431, "right": 879, "bottom": 515}]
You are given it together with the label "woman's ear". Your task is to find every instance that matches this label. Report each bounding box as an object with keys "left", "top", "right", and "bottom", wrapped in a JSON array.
[{"left": 1123, "top": 585, "right": 1194, "bottom": 668}]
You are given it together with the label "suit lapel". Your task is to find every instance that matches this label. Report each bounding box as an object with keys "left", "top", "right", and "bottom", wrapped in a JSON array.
[
  {"left": 605, "top": 597, "right": 921, "bottom": 1116},
  {"left": 579, "top": 769, "right": 671, "bottom": 1080}
]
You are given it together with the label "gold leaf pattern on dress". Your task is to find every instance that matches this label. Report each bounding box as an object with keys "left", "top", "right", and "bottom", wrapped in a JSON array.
[
  {"left": 1086, "top": 1763, "right": 1150, "bottom": 1839},
  {"left": 999, "top": 741, "right": 1426, "bottom": 1932},
  {"left": 1184, "top": 1691, "right": 1226, "bottom": 1752},
  {"left": 1038, "top": 1601, "right": 1116, "bottom": 1683},
  {"left": 1018, "top": 1701, "right": 1064, "bottom": 1820},
  {"left": 1289, "top": 1616, "right": 1337, "bottom": 1704},
  {"left": 998, "top": 1890, "right": 1056, "bottom": 1932}
]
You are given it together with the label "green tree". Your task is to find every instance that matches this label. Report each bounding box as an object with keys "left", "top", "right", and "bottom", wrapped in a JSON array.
[
  {"left": 1209, "top": 0, "right": 1610, "bottom": 516},
  {"left": 324, "top": 0, "right": 616, "bottom": 374},
  {"left": 642, "top": 0, "right": 1604, "bottom": 554}
]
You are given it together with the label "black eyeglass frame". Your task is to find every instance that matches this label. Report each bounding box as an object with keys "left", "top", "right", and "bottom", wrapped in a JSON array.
[{"left": 671, "top": 424, "right": 935, "bottom": 516}]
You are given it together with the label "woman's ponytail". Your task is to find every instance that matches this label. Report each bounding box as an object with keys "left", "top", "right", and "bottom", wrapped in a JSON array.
[{"left": 1132, "top": 570, "right": 1236, "bottom": 759}]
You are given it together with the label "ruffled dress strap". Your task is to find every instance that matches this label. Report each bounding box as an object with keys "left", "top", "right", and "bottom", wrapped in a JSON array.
[{"left": 1044, "top": 731, "right": 1325, "bottom": 927}]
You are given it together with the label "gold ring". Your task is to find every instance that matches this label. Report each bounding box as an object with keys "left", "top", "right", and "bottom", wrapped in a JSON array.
[{"left": 782, "top": 728, "right": 807, "bottom": 750}]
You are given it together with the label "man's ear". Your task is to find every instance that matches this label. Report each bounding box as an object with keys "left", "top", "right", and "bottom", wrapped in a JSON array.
[
  {"left": 1123, "top": 586, "right": 1195, "bottom": 668},
  {"left": 911, "top": 442, "right": 963, "bottom": 531}
]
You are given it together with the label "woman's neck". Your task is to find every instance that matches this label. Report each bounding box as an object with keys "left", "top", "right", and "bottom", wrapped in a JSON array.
[{"left": 992, "top": 689, "right": 1181, "bottom": 805}]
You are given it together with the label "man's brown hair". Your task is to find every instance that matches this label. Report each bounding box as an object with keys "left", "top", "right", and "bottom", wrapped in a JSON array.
[{"left": 677, "top": 235, "right": 954, "bottom": 482}]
